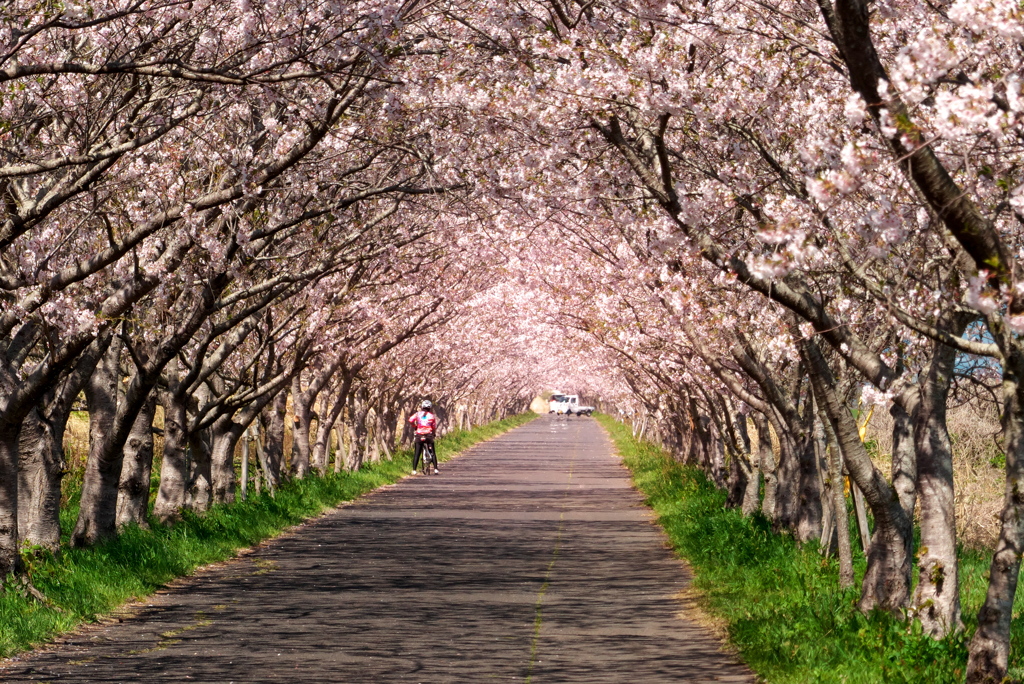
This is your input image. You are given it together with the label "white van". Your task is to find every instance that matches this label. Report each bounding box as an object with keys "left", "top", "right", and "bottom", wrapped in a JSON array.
[{"left": 548, "top": 394, "right": 594, "bottom": 416}]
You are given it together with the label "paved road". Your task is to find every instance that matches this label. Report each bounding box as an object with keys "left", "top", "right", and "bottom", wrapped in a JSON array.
[{"left": 2, "top": 416, "right": 753, "bottom": 683}]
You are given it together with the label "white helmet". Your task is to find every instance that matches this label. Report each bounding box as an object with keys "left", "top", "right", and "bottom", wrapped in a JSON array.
[{"left": 421, "top": 400, "right": 432, "bottom": 409}]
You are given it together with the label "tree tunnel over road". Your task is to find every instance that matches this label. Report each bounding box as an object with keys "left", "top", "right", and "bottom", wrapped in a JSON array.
[{"left": 4, "top": 0, "right": 1024, "bottom": 679}]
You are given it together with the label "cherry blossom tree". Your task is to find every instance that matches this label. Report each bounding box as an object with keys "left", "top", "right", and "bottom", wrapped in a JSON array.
[{"left": 4, "top": 0, "right": 1024, "bottom": 677}]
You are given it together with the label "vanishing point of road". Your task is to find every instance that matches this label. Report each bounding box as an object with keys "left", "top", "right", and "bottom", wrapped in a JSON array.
[{"left": 1, "top": 416, "right": 753, "bottom": 683}]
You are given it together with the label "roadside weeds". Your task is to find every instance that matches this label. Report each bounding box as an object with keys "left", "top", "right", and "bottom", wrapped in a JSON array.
[{"left": 595, "top": 413, "right": 1014, "bottom": 684}]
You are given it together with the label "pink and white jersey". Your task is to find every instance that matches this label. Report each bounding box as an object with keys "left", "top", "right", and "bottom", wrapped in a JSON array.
[{"left": 409, "top": 410, "right": 436, "bottom": 435}]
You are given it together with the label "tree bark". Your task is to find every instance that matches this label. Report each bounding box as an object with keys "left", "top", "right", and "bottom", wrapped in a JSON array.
[
  {"left": 0, "top": 420, "right": 24, "bottom": 578},
  {"left": 733, "top": 412, "right": 761, "bottom": 515},
  {"left": 349, "top": 391, "right": 369, "bottom": 471},
  {"left": 18, "top": 338, "right": 107, "bottom": 549},
  {"left": 773, "top": 421, "right": 822, "bottom": 543},
  {"left": 71, "top": 336, "right": 123, "bottom": 547},
  {"left": 333, "top": 425, "right": 346, "bottom": 473},
  {"left": 210, "top": 414, "right": 241, "bottom": 505},
  {"left": 741, "top": 462, "right": 760, "bottom": 515},
  {"left": 253, "top": 432, "right": 272, "bottom": 496},
  {"left": 189, "top": 429, "right": 213, "bottom": 513},
  {"left": 294, "top": 356, "right": 349, "bottom": 475},
  {"left": 725, "top": 441, "right": 749, "bottom": 508},
  {"left": 774, "top": 429, "right": 800, "bottom": 527},
  {"left": 819, "top": 406, "right": 855, "bottom": 588},
  {"left": 850, "top": 479, "right": 871, "bottom": 554},
  {"left": 75, "top": 311, "right": 204, "bottom": 543},
  {"left": 312, "top": 384, "right": 349, "bottom": 476},
  {"left": 717, "top": 397, "right": 753, "bottom": 510},
  {"left": 259, "top": 390, "right": 287, "bottom": 489},
  {"left": 801, "top": 332, "right": 912, "bottom": 613},
  {"left": 967, "top": 358, "right": 1024, "bottom": 683},
  {"left": 241, "top": 429, "right": 250, "bottom": 501},
  {"left": 754, "top": 414, "right": 778, "bottom": 519},
  {"left": 795, "top": 426, "right": 824, "bottom": 544},
  {"left": 153, "top": 377, "right": 190, "bottom": 523},
  {"left": 115, "top": 393, "right": 156, "bottom": 529},
  {"left": 209, "top": 378, "right": 289, "bottom": 505},
  {"left": 290, "top": 374, "right": 311, "bottom": 478},
  {"left": 911, "top": 315, "right": 968, "bottom": 637},
  {"left": 890, "top": 402, "right": 917, "bottom": 523},
  {"left": 251, "top": 432, "right": 264, "bottom": 496},
  {"left": 684, "top": 397, "right": 704, "bottom": 466},
  {"left": 17, "top": 408, "right": 66, "bottom": 551}
]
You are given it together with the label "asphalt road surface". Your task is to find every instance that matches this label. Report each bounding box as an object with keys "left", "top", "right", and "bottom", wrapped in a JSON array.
[{"left": 1, "top": 415, "right": 753, "bottom": 683}]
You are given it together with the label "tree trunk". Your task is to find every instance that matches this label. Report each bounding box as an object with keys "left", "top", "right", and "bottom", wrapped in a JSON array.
[
  {"left": 368, "top": 411, "right": 381, "bottom": 464},
  {"left": 0, "top": 420, "right": 24, "bottom": 578},
  {"left": 254, "top": 432, "right": 272, "bottom": 497},
  {"left": 733, "top": 412, "right": 760, "bottom": 516},
  {"left": 333, "top": 425, "right": 346, "bottom": 473},
  {"left": 754, "top": 414, "right": 778, "bottom": 519},
  {"left": 850, "top": 479, "right": 871, "bottom": 554},
  {"left": 153, "top": 374, "right": 190, "bottom": 523},
  {"left": 721, "top": 401, "right": 754, "bottom": 510},
  {"left": 115, "top": 393, "right": 156, "bottom": 529},
  {"left": 909, "top": 315, "right": 967, "bottom": 637},
  {"left": 251, "top": 434, "right": 264, "bottom": 496},
  {"left": 209, "top": 382, "right": 288, "bottom": 505},
  {"left": 684, "top": 398, "right": 704, "bottom": 466},
  {"left": 210, "top": 414, "right": 242, "bottom": 505},
  {"left": 699, "top": 416, "right": 720, "bottom": 484},
  {"left": 801, "top": 333, "right": 911, "bottom": 613},
  {"left": 342, "top": 422, "right": 357, "bottom": 471},
  {"left": 817, "top": 419, "right": 837, "bottom": 556},
  {"left": 72, "top": 336, "right": 123, "bottom": 547},
  {"left": 349, "top": 394, "right": 369, "bottom": 471},
  {"left": 795, "top": 428, "right": 824, "bottom": 544},
  {"left": 773, "top": 430, "right": 801, "bottom": 530},
  {"left": 18, "top": 338, "right": 105, "bottom": 548},
  {"left": 290, "top": 374, "right": 311, "bottom": 478},
  {"left": 189, "top": 429, "right": 213, "bottom": 513},
  {"left": 378, "top": 405, "right": 395, "bottom": 459},
  {"left": 725, "top": 448, "right": 749, "bottom": 508},
  {"left": 819, "top": 407, "right": 855, "bottom": 588},
  {"left": 312, "top": 391, "right": 348, "bottom": 476},
  {"left": 966, "top": 361, "right": 1024, "bottom": 683},
  {"left": 260, "top": 391, "right": 287, "bottom": 489},
  {"left": 17, "top": 408, "right": 65, "bottom": 551},
  {"left": 350, "top": 428, "right": 366, "bottom": 471},
  {"left": 890, "top": 402, "right": 917, "bottom": 523},
  {"left": 352, "top": 419, "right": 368, "bottom": 473},
  {"left": 741, "top": 462, "right": 760, "bottom": 516},
  {"left": 241, "top": 430, "right": 250, "bottom": 501},
  {"left": 710, "top": 430, "right": 726, "bottom": 487},
  {"left": 772, "top": 420, "right": 822, "bottom": 544}
]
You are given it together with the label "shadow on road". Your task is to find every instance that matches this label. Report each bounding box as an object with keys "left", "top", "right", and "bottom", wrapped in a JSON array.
[{"left": 2, "top": 416, "right": 752, "bottom": 683}]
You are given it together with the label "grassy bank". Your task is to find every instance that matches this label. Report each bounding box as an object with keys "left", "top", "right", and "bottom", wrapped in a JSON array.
[
  {"left": 1, "top": 412, "right": 536, "bottom": 659},
  {"left": 597, "top": 414, "right": 1024, "bottom": 683}
]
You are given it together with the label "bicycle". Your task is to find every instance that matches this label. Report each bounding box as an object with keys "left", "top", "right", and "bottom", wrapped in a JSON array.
[{"left": 415, "top": 435, "right": 439, "bottom": 475}]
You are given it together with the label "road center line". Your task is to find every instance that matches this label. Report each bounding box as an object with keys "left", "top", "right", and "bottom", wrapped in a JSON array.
[{"left": 526, "top": 422, "right": 578, "bottom": 683}]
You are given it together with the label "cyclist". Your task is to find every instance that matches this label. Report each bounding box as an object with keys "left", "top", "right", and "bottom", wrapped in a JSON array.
[{"left": 409, "top": 400, "right": 438, "bottom": 475}]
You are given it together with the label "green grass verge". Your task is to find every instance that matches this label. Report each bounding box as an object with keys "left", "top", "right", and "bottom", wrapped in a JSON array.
[
  {"left": 597, "top": 413, "right": 1024, "bottom": 683},
  {"left": 1, "top": 412, "right": 537, "bottom": 658}
]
